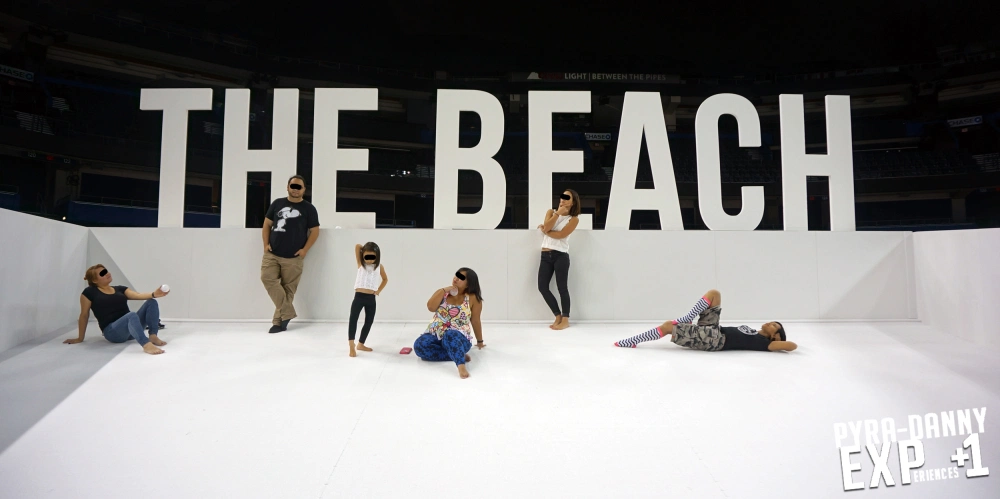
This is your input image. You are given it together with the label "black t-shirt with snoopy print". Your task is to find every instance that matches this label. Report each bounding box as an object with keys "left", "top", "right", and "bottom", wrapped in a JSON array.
[{"left": 265, "top": 198, "right": 320, "bottom": 258}]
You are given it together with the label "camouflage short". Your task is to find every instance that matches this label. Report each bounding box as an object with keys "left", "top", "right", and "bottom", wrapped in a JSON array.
[{"left": 671, "top": 306, "right": 726, "bottom": 351}]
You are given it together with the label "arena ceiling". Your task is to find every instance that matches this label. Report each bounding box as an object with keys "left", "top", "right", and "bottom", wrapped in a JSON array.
[{"left": 53, "top": 0, "right": 1000, "bottom": 74}]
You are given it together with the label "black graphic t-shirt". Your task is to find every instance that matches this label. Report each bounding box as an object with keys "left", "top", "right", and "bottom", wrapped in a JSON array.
[
  {"left": 82, "top": 285, "right": 130, "bottom": 331},
  {"left": 720, "top": 326, "right": 772, "bottom": 351},
  {"left": 265, "top": 198, "right": 320, "bottom": 258}
]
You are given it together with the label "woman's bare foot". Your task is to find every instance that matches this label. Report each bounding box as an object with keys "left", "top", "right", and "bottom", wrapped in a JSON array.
[
  {"left": 552, "top": 317, "right": 570, "bottom": 330},
  {"left": 142, "top": 343, "right": 164, "bottom": 355},
  {"left": 464, "top": 354, "right": 471, "bottom": 363},
  {"left": 349, "top": 342, "right": 357, "bottom": 357},
  {"left": 149, "top": 335, "right": 167, "bottom": 346},
  {"left": 457, "top": 364, "right": 470, "bottom": 379},
  {"left": 549, "top": 315, "right": 562, "bottom": 328},
  {"left": 357, "top": 343, "right": 373, "bottom": 352}
]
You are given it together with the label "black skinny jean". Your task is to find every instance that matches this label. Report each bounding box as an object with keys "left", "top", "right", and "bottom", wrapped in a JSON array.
[{"left": 537, "top": 250, "right": 570, "bottom": 317}]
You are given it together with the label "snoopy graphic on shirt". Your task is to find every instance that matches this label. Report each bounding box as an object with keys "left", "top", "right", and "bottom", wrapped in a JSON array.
[{"left": 272, "top": 206, "right": 301, "bottom": 232}]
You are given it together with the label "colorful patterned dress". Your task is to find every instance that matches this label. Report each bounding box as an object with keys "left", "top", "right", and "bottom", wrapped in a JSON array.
[{"left": 424, "top": 293, "right": 474, "bottom": 343}]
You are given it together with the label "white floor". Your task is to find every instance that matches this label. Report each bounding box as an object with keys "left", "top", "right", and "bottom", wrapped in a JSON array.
[{"left": 1, "top": 321, "right": 998, "bottom": 498}]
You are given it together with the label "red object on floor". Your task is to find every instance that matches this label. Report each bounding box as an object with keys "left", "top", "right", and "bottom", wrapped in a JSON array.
[{"left": 400, "top": 347, "right": 412, "bottom": 354}]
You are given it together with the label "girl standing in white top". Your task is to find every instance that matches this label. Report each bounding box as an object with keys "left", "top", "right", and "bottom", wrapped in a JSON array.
[
  {"left": 349, "top": 242, "right": 388, "bottom": 357},
  {"left": 537, "top": 189, "right": 581, "bottom": 330}
]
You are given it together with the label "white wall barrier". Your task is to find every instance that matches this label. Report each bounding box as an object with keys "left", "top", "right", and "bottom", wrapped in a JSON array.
[
  {"left": 914, "top": 228, "right": 1000, "bottom": 348},
  {"left": 0, "top": 209, "right": 89, "bottom": 353},
  {"left": 88, "top": 228, "right": 916, "bottom": 323}
]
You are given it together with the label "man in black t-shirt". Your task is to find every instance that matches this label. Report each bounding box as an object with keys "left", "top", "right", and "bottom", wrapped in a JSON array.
[
  {"left": 260, "top": 175, "right": 320, "bottom": 334},
  {"left": 613, "top": 289, "right": 798, "bottom": 352}
]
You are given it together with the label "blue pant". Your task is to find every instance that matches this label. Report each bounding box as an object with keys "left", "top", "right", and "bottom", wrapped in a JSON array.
[
  {"left": 414, "top": 330, "right": 472, "bottom": 365},
  {"left": 103, "top": 300, "right": 160, "bottom": 346}
]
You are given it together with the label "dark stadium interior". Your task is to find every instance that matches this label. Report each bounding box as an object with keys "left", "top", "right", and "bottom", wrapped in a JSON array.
[{"left": 2, "top": 0, "right": 999, "bottom": 230}]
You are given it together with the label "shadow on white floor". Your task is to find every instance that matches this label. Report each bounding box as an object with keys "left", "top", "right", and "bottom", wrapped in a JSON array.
[{"left": 1, "top": 321, "right": 997, "bottom": 498}]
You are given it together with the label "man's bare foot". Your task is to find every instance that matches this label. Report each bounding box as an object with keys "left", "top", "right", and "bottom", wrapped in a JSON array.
[
  {"left": 357, "top": 343, "right": 373, "bottom": 352},
  {"left": 142, "top": 343, "right": 164, "bottom": 355},
  {"left": 349, "top": 342, "right": 357, "bottom": 357},
  {"left": 149, "top": 335, "right": 167, "bottom": 346},
  {"left": 457, "top": 364, "right": 470, "bottom": 379},
  {"left": 464, "top": 354, "right": 471, "bottom": 363},
  {"left": 552, "top": 317, "right": 570, "bottom": 330}
]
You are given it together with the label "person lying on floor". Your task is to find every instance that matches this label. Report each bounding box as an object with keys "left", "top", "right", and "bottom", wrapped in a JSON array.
[{"left": 613, "top": 289, "right": 797, "bottom": 352}]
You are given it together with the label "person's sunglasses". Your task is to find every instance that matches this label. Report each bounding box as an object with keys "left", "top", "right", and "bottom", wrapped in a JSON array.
[
  {"left": 289, "top": 183, "right": 303, "bottom": 190},
  {"left": 364, "top": 254, "right": 377, "bottom": 261},
  {"left": 560, "top": 193, "right": 571, "bottom": 200},
  {"left": 455, "top": 271, "right": 466, "bottom": 281},
  {"left": 99, "top": 268, "right": 108, "bottom": 277}
]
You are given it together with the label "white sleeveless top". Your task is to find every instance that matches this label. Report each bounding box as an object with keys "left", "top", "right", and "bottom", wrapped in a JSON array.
[
  {"left": 354, "top": 264, "right": 382, "bottom": 291},
  {"left": 541, "top": 215, "right": 572, "bottom": 252}
]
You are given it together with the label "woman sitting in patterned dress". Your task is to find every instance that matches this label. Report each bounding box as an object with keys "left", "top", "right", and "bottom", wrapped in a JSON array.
[{"left": 413, "top": 267, "right": 485, "bottom": 379}]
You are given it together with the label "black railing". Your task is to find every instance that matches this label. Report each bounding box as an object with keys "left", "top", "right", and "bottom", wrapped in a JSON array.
[
  {"left": 185, "top": 205, "right": 219, "bottom": 214},
  {"left": 76, "top": 195, "right": 157, "bottom": 209},
  {"left": 857, "top": 218, "right": 957, "bottom": 227},
  {"left": 375, "top": 218, "right": 417, "bottom": 228}
]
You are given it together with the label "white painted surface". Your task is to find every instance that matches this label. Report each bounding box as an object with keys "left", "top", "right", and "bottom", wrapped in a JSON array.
[
  {"left": 0, "top": 209, "right": 88, "bottom": 353},
  {"left": 816, "top": 231, "right": 914, "bottom": 320},
  {"left": 528, "top": 91, "right": 594, "bottom": 231},
  {"left": 220, "top": 88, "right": 299, "bottom": 228},
  {"left": 780, "top": 95, "right": 856, "bottom": 231},
  {"left": 139, "top": 88, "right": 213, "bottom": 228},
  {"left": 0, "top": 321, "right": 996, "bottom": 498},
  {"left": 311, "top": 88, "right": 380, "bottom": 228},
  {"left": 914, "top": 228, "right": 1000, "bottom": 348},
  {"left": 87, "top": 228, "right": 917, "bottom": 322},
  {"left": 605, "top": 92, "right": 684, "bottom": 230},
  {"left": 695, "top": 93, "right": 765, "bottom": 230}
]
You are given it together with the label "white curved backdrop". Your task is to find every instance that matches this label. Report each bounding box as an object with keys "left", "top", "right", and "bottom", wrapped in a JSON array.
[{"left": 87, "top": 227, "right": 917, "bottom": 323}]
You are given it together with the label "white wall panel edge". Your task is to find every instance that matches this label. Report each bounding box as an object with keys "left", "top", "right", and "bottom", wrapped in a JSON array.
[{"left": 86, "top": 227, "right": 914, "bottom": 322}]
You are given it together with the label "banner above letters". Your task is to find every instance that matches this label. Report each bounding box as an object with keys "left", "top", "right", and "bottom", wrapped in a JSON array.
[
  {"left": 947, "top": 116, "right": 983, "bottom": 128},
  {"left": 141, "top": 89, "right": 855, "bottom": 232},
  {"left": 512, "top": 72, "right": 681, "bottom": 84},
  {"left": 0, "top": 64, "right": 34, "bottom": 82},
  {"left": 584, "top": 132, "right": 613, "bottom": 141}
]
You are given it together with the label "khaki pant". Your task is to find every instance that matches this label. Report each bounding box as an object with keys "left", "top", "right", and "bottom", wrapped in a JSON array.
[{"left": 261, "top": 252, "right": 304, "bottom": 325}]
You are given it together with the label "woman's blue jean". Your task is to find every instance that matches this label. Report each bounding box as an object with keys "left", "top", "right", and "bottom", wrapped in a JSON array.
[
  {"left": 103, "top": 300, "right": 160, "bottom": 346},
  {"left": 414, "top": 330, "right": 472, "bottom": 365}
]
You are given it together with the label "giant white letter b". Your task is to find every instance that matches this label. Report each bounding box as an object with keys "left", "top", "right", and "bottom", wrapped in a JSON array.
[{"left": 433, "top": 90, "right": 506, "bottom": 229}]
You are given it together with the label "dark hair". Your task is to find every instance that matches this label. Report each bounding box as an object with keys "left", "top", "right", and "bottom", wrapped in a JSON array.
[
  {"left": 360, "top": 241, "right": 381, "bottom": 268},
  {"left": 774, "top": 322, "right": 786, "bottom": 342},
  {"left": 563, "top": 189, "right": 582, "bottom": 217},
  {"left": 458, "top": 267, "right": 483, "bottom": 303},
  {"left": 288, "top": 175, "right": 306, "bottom": 186}
]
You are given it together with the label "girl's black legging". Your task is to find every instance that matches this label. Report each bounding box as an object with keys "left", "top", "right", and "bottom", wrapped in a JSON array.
[
  {"left": 348, "top": 292, "right": 377, "bottom": 342},
  {"left": 538, "top": 250, "right": 571, "bottom": 317}
]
